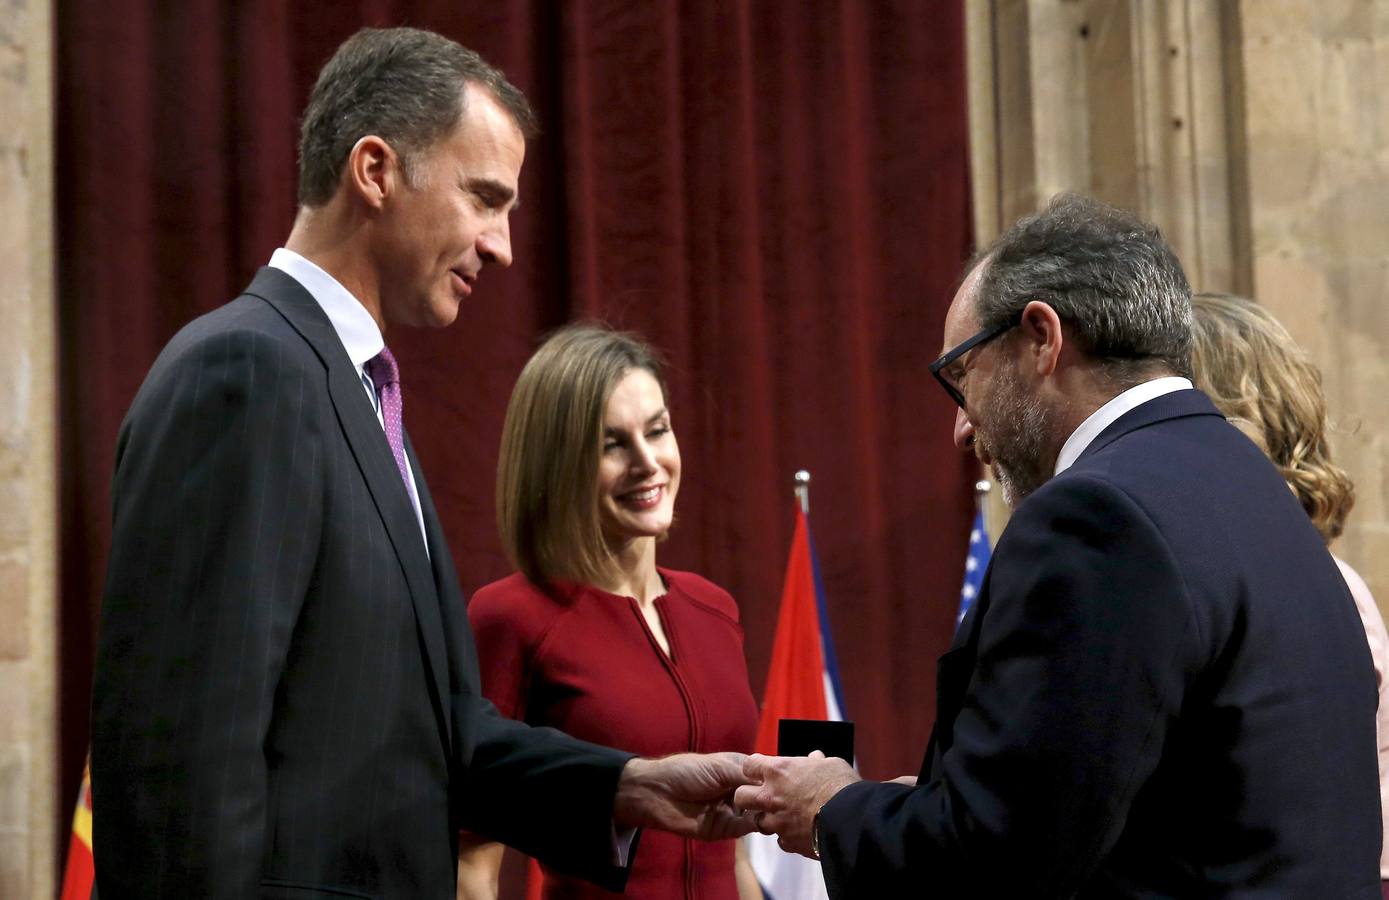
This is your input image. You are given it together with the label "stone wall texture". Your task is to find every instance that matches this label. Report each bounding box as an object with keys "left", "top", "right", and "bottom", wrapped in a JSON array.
[
  {"left": 0, "top": 0, "right": 56, "bottom": 895},
  {"left": 1239, "top": 0, "right": 1389, "bottom": 609}
]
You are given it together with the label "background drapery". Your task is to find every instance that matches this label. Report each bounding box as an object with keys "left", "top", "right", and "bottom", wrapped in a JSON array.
[{"left": 56, "top": 0, "right": 973, "bottom": 852}]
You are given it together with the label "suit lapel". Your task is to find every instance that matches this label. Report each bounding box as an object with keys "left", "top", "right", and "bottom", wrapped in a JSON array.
[
  {"left": 403, "top": 433, "right": 463, "bottom": 694},
  {"left": 245, "top": 268, "right": 452, "bottom": 750}
]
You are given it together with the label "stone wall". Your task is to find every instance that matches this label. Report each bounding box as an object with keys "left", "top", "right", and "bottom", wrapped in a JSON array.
[{"left": 0, "top": 0, "right": 57, "bottom": 895}]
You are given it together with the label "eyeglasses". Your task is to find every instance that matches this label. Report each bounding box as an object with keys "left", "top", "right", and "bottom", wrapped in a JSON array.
[{"left": 929, "top": 317, "right": 1019, "bottom": 409}]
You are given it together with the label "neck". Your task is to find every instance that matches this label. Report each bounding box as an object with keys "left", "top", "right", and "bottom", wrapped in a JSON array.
[
  {"left": 598, "top": 537, "right": 663, "bottom": 605},
  {"left": 1046, "top": 358, "right": 1148, "bottom": 444},
  {"left": 284, "top": 203, "right": 387, "bottom": 334},
  {"left": 1046, "top": 363, "right": 1180, "bottom": 466}
]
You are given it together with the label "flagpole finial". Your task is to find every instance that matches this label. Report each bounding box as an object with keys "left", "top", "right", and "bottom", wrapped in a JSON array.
[
  {"left": 974, "top": 479, "right": 992, "bottom": 495},
  {"left": 794, "top": 470, "right": 811, "bottom": 514}
]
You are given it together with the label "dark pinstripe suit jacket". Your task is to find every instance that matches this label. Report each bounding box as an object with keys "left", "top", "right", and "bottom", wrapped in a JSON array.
[{"left": 91, "top": 268, "right": 634, "bottom": 899}]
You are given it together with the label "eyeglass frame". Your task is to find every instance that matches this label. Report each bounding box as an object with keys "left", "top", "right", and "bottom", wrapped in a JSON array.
[{"left": 928, "top": 315, "right": 1021, "bottom": 409}]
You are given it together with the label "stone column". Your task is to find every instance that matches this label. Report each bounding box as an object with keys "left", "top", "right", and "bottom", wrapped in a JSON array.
[
  {"left": 0, "top": 0, "right": 58, "bottom": 896},
  {"left": 968, "top": 0, "right": 1249, "bottom": 289}
]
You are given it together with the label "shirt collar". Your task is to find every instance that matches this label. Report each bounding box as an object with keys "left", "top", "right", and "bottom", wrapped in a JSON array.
[
  {"left": 269, "top": 247, "right": 384, "bottom": 367},
  {"left": 1053, "top": 376, "right": 1194, "bottom": 475}
]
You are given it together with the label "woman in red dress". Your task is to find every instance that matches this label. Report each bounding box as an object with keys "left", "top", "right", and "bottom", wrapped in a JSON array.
[{"left": 457, "top": 325, "right": 762, "bottom": 900}]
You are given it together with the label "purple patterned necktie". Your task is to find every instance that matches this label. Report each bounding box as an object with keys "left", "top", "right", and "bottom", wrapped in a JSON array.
[{"left": 364, "top": 346, "right": 419, "bottom": 510}]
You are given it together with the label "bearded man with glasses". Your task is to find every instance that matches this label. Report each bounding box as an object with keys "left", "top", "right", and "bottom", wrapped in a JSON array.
[{"left": 737, "top": 193, "right": 1382, "bottom": 898}]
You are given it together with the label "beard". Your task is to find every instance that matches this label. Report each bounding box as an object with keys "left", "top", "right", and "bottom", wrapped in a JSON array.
[{"left": 973, "top": 360, "right": 1053, "bottom": 508}]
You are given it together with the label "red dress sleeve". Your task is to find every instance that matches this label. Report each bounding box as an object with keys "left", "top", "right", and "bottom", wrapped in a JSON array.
[{"left": 468, "top": 573, "right": 555, "bottom": 721}]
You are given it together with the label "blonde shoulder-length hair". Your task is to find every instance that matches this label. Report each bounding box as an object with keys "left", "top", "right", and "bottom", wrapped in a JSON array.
[
  {"left": 496, "top": 323, "right": 669, "bottom": 588},
  {"left": 1189, "top": 292, "right": 1354, "bottom": 543}
]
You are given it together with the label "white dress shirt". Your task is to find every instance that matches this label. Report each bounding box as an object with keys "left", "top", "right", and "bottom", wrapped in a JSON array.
[
  {"left": 268, "top": 248, "right": 428, "bottom": 547},
  {"left": 1053, "top": 376, "right": 1194, "bottom": 476}
]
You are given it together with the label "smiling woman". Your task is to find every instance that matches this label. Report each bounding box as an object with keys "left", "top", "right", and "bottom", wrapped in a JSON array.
[{"left": 458, "top": 324, "right": 763, "bottom": 900}]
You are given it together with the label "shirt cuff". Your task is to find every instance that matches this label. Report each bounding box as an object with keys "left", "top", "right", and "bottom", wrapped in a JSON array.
[{"left": 611, "top": 822, "right": 638, "bottom": 867}]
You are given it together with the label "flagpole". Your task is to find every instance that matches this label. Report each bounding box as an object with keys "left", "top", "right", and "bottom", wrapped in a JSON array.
[
  {"left": 975, "top": 478, "right": 993, "bottom": 548},
  {"left": 794, "top": 469, "right": 811, "bottom": 515}
]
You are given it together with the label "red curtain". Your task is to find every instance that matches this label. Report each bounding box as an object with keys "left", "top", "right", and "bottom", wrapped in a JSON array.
[{"left": 57, "top": 0, "right": 974, "bottom": 853}]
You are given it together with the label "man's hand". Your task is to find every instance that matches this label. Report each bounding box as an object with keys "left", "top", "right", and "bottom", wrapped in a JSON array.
[
  {"left": 733, "top": 751, "right": 860, "bottom": 858},
  {"left": 614, "top": 752, "right": 754, "bottom": 840}
]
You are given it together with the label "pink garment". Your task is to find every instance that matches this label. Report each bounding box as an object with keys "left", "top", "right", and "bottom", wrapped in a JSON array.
[{"left": 1335, "top": 556, "right": 1389, "bottom": 880}]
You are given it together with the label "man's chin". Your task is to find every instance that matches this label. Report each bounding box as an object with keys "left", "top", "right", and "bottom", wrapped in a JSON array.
[
  {"left": 423, "top": 297, "right": 463, "bottom": 328},
  {"left": 992, "top": 462, "right": 1046, "bottom": 509},
  {"left": 993, "top": 465, "right": 1020, "bottom": 509}
]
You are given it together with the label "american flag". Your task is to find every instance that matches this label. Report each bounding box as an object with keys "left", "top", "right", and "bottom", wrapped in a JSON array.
[{"left": 956, "top": 508, "right": 992, "bottom": 628}]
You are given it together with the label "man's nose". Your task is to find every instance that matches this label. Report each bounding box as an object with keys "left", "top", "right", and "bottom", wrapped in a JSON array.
[
  {"left": 953, "top": 406, "right": 976, "bottom": 451},
  {"left": 478, "top": 219, "right": 513, "bottom": 268}
]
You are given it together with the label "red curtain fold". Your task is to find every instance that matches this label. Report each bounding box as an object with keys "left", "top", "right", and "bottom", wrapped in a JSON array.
[{"left": 57, "top": 0, "right": 974, "bottom": 859}]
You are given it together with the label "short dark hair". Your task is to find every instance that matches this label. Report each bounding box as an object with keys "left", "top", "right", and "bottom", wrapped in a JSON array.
[
  {"left": 297, "top": 27, "right": 538, "bottom": 207},
  {"left": 971, "top": 193, "right": 1193, "bottom": 382}
]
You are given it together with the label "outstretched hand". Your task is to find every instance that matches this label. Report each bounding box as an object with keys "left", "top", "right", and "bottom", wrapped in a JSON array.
[
  {"left": 733, "top": 751, "right": 860, "bottom": 858},
  {"left": 614, "top": 752, "right": 755, "bottom": 841}
]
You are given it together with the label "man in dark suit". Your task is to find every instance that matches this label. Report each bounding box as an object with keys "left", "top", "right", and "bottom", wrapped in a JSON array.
[
  {"left": 90, "top": 28, "right": 750, "bottom": 899},
  {"left": 736, "top": 194, "right": 1382, "bottom": 896}
]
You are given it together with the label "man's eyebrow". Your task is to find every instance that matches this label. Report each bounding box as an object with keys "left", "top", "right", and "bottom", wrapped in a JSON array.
[{"left": 465, "top": 177, "right": 519, "bottom": 209}]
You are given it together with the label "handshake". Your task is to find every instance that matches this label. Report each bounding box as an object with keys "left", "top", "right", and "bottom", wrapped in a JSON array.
[{"left": 617, "top": 750, "right": 893, "bottom": 858}]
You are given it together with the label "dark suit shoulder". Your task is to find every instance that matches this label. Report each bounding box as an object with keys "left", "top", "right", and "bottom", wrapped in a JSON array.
[
  {"left": 156, "top": 294, "right": 316, "bottom": 369},
  {"left": 1004, "top": 469, "right": 1178, "bottom": 567},
  {"left": 133, "top": 295, "right": 322, "bottom": 407},
  {"left": 118, "top": 300, "right": 328, "bottom": 476},
  {"left": 989, "top": 469, "right": 1200, "bottom": 659}
]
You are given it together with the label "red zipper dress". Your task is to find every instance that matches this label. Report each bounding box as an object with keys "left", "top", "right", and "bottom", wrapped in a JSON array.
[{"left": 468, "top": 568, "right": 759, "bottom": 899}]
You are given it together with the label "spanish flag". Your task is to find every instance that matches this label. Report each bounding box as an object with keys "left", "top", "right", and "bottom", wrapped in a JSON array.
[{"left": 59, "top": 760, "right": 95, "bottom": 900}]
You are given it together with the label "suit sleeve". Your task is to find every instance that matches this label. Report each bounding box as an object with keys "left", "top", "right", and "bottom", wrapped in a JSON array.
[
  {"left": 452, "top": 589, "right": 635, "bottom": 888},
  {"left": 456, "top": 699, "right": 638, "bottom": 889},
  {"left": 461, "top": 587, "right": 650, "bottom": 884},
  {"left": 818, "top": 475, "right": 1196, "bottom": 896},
  {"left": 90, "top": 327, "right": 323, "bottom": 899}
]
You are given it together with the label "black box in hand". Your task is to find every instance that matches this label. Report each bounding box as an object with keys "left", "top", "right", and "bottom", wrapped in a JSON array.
[{"left": 777, "top": 718, "right": 854, "bottom": 763}]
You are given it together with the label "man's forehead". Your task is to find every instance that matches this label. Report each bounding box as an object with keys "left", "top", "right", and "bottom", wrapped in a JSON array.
[
  {"left": 941, "top": 262, "right": 986, "bottom": 347},
  {"left": 442, "top": 86, "right": 526, "bottom": 189}
]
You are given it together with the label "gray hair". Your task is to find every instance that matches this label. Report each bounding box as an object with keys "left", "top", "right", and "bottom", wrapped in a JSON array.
[
  {"left": 971, "top": 193, "right": 1193, "bottom": 382},
  {"left": 297, "top": 27, "right": 537, "bottom": 208}
]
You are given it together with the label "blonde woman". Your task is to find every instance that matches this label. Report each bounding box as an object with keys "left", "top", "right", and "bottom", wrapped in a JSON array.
[
  {"left": 1190, "top": 292, "right": 1389, "bottom": 890},
  {"left": 458, "top": 324, "right": 762, "bottom": 900}
]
